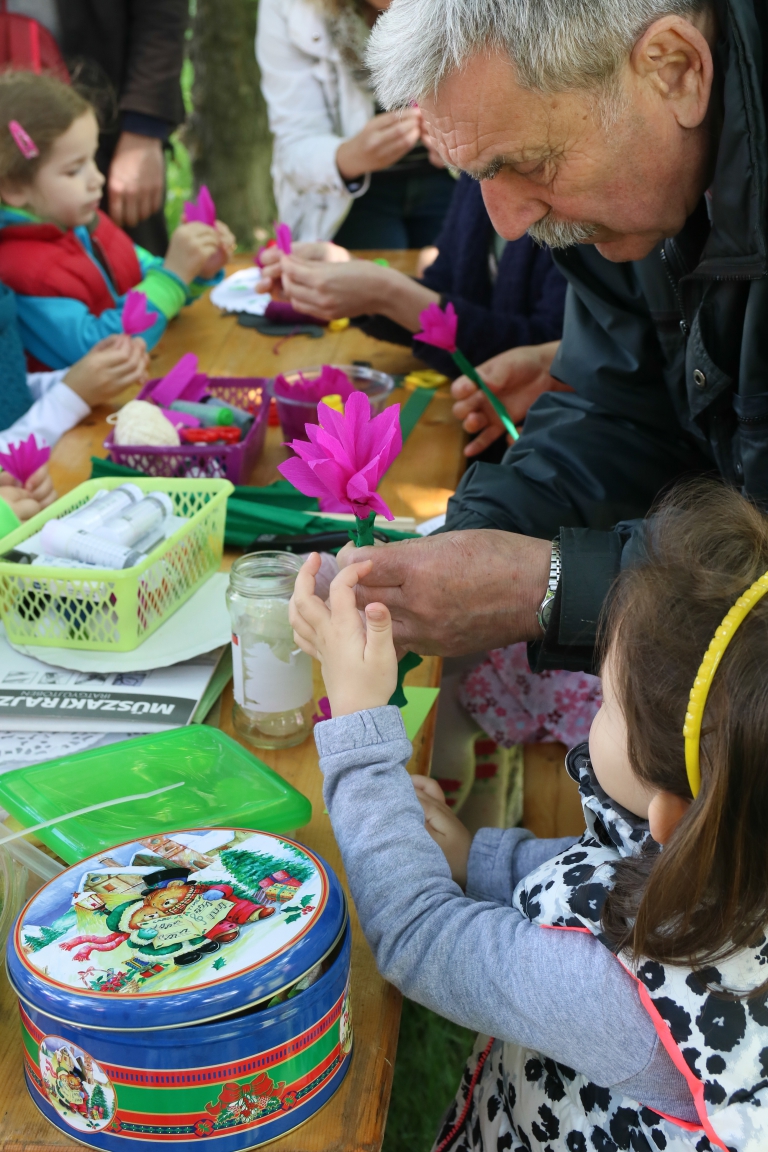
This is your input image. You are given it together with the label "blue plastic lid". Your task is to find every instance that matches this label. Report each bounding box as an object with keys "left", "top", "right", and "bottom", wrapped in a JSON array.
[{"left": 7, "top": 828, "right": 345, "bottom": 1031}]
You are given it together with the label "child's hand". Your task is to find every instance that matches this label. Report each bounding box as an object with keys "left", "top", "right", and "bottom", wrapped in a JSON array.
[
  {"left": 64, "top": 335, "right": 150, "bottom": 407},
  {"left": 290, "top": 552, "right": 398, "bottom": 717},
  {"left": 24, "top": 462, "right": 56, "bottom": 507},
  {"left": 198, "top": 220, "right": 236, "bottom": 280},
  {"left": 0, "top": 470, "right": 49, "bottom": 521},
  {"left": 412, "top": 775, "right": 472, "bottom": 888},
  {"left": 279, "top": 256, "right": 393, "bottom": 322},
  {"left": 163, "top": 222, "right": 226, "bottom": 284}
]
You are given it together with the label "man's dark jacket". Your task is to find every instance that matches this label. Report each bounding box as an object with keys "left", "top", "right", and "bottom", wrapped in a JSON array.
[{"left": 444, "top": 0, "right": 768, "bottom": 672}]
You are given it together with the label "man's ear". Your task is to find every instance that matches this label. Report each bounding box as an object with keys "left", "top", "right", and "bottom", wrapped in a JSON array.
[
  {"left": 648, "top": 790, "right": 691, "bottom": 844},
  {"left": 630, "top": 14, "right": 715, "bottom": 129}
]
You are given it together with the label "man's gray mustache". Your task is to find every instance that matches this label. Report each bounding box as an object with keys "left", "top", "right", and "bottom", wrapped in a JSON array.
[{"left": 528, "top": 216, "right": 599, "bottom": 248}]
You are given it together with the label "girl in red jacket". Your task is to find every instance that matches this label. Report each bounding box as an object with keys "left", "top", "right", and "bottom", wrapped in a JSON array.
[{"left": 0, "top": 71, "right": 234, "bottom": 370}]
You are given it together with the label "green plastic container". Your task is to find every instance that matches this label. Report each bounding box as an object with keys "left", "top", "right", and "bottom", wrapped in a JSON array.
[
  {"left": 0, "top": 727, "right": 312, "bottom": 865},
  {"left": 0, "top": 477, "right": 232, "bottom": 653}
]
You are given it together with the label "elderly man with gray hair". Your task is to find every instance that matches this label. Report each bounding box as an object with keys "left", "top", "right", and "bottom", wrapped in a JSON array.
[{"left": 339, "top": 0, "right": 762, "bottom": 674}]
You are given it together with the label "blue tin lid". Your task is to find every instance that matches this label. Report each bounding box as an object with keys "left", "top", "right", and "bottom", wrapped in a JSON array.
[{"left": 7, "top": 828, "right": 345, "bottom": 1031}]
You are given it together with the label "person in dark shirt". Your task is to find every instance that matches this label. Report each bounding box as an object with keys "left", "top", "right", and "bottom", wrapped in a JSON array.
[{"left": 258, "top": 174, "right": 568, "bottom": 454}]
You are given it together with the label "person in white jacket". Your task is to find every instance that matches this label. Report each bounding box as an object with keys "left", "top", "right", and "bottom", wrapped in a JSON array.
[{"left": 256, "top": 0, "right": 455, "bottom": 245}]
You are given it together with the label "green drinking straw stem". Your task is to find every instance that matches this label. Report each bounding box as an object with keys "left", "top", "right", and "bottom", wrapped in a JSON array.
[{"left": 451, "top": 349, "right": 519, "bottom": 441}]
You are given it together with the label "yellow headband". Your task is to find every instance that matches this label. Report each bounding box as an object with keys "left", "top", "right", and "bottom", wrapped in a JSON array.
[{"left": 683, "top": 570, "right": 768, "bottom": 797}]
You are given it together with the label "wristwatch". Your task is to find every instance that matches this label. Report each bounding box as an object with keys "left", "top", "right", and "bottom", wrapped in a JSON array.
[{"left": 537, "top": 537, "right": 561, "bottom": 633}]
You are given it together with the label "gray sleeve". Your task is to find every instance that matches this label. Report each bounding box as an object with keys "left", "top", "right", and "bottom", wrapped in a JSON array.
[
  {"left": 466, "top": 827, "right": 579, "bottom": 904},
  {"left": 315, "top": 707, "right": 696, "bottom": 1121}
]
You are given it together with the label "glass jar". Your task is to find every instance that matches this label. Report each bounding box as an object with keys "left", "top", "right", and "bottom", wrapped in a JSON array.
[{"left": 226, "top": 552, "right": 314, "bottom": 749}]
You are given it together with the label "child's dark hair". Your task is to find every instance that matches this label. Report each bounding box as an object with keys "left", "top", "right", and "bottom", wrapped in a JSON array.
[
  {"left": 0, "top": 71, "right": 91, "bottom": 186},
  {"left": 600, "top": 480, "right": 768, "bottom": 971}
]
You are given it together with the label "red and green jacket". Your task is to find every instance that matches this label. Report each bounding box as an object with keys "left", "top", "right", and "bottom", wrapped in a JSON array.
[{"left": 0, "top": 207, "right": 221, "bottom": 370}]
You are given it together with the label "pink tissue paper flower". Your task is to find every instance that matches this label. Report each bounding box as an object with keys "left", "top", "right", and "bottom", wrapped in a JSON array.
[
  {"left": 277, "top": 390, "right": 401, "bottom": 520},
  {"left": 273, "top": 365, "right": 355, "bottom": 404},
  {"left": 182, "top": 184, "right": 216, "bottom": 226},
  {"left": 414, "top": 300, "right": 458, "bottom": 353},
  {"left": 0, "top": 433, "right": 50, "bottom": 484},
  {"left": 122, "top": 290, "right": 159, "bottom": 335},
  {"left": 275, "top": 223, "right": 292, "bottom": 255}
]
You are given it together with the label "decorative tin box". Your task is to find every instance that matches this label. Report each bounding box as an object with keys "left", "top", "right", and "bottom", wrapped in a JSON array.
[{"left": 6, "top": 828, "right": 352, "bottom": 1150}]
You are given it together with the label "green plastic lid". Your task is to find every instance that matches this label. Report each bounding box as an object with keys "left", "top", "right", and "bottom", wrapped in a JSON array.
[{"left": 0, "top": 727, "right": 312, "bottom": 865}]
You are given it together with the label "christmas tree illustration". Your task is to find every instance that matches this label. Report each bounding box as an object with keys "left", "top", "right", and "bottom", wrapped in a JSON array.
[
  {"left": 221, "top": 845, "right": 314, "bottom": 898},
  {"left": 24, "top": 924, "right": 69, "bottom": 952},
  {"left": 90, "top": 1082, "right": 112, "bottom": 1120}
]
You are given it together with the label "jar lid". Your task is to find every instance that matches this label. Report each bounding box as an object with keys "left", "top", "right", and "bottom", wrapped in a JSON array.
[{"left": 7, "top": 828, "right": 345, "bottom": 1031}]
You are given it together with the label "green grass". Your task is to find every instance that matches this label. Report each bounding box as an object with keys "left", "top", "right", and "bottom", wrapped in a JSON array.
[
  {"left": 382, "top": 999, "right": 475, "bottom": 1152},
  {"left": 165, "top": 56, "right": 195, "bottom": 235}
]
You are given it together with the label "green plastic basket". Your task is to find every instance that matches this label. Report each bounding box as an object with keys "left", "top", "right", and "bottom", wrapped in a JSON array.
[{"left": 0, "top": 477, "right": 233, "bottom": 652}]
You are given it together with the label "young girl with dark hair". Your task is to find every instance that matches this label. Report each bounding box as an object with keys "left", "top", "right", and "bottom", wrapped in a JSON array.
[
  {"left": 0, "top": 71, "right": 234, "bottom": 370},
  {"left": 292, "top": 480, "right": 768, "bottom": 1151}
]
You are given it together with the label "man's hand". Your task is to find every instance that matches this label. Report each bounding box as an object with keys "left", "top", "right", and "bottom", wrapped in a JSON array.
[
  {"left": 257, "top": 241, "right": 351, "bottom": 297},
  {"left": 337, "top": 530, "right": 552, "bottom": 656},
  {"left": 290, "top": 553, "right": 398, "bottom": 716},
  {"left": 452, "top": 341, "right": 568, "bottom": 457},
  {"left": 164, "top": 222, "right": 226, "bottom": 284},
  {"left": 108, "top": 133, "right": 165, "bottom": 229},
  {"left": 412, "top": 775, "right": 472, "bottom": 887},
  {"left": 336, "top": 109, "right": 421, "bottom": 181},
  {"left": 64, "top": 335, "right": 150, "bottom": 407}
]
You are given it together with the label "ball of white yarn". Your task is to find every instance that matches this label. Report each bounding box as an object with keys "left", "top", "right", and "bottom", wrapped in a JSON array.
[{"left": 114, "top": 400, "right": 180, "bottom": 447}]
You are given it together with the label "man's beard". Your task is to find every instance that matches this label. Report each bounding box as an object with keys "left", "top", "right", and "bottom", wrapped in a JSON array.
[{"left": 528, "top": 214, "right": 599, "bottom": 248}]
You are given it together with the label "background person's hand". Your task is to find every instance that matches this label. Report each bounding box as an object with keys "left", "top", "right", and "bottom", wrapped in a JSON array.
[
  {"left": 107, "top": 132, "right": 165, "bottom": 229},
  {"left": 412, "top": 775, "right": 472, "bottom": 887},
  {"left": 257, "top": 241, "right": 351, "bottom": 297},
  {"left": 278, "top": 256, "right": 396, "bottom": 321},
  {"left": 452, "top": 341, "right": 568, "bottom": 457},
  {"left": 337, "top": 530, "right": 552, "bottom": 656},
  {"left": 290, "top": 553, "right": 398, "bottom": 716},
  {"left": 336, "top": 109, "right": 421, "bottom": 181},
  {"left": 64, "top": 335, "right": 150, "bottom": 407},
  {"left": 164, "top": 222, "right": 224, "bottom": 284}
]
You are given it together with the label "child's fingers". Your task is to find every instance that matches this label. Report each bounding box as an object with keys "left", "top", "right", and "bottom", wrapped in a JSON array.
[
  {"left": 363, "top": 602, "right": 393, "bottom": 656},
  {"left": 291, "top": 553, "right": 332, "bottom": 633},
  {"left": 412, "top": 775, "right": 449, "bottom": 805},
  {"left": 293, "top": 630, "right": 318, "bottom": 660}
]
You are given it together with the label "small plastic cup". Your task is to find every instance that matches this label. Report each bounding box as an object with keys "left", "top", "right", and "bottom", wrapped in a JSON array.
[{"left": 272, "top": 365, "right": 395, "bottom": 444}]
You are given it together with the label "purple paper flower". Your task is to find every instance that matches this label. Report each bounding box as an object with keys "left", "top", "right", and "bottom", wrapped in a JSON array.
[
  {"left": 0, "top": 433, "right": 50, "bottom": 484},
  {"left": 277, "top": 390, "right": 401, "bottom": 521},
  {"left": 182, "top": 184, "right": 216, "bottom": 226},
  {"left": 414, "top": 301, "right": 458, "bottom": 353},
  {"left": 275, "top": 223, "right": 292, "bottom": 255},
  {"left": 122, "top": 290, "right": 159, "bottom": 335}
]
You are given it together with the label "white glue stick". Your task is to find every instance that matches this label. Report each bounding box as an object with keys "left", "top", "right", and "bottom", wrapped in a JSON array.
[
  {"left": 101, "top": 493, "right": 173, "bottom": 548},
  {"left": 64, "top": 483, "right": 143, "bottom": 532},
  {"left": 40, "top": 521, "right": 140, "bottom": 569}
]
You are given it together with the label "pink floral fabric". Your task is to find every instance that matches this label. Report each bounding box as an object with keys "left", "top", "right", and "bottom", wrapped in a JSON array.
[{"left": 459, "top": 642, "right": 602, "bottom": 748}]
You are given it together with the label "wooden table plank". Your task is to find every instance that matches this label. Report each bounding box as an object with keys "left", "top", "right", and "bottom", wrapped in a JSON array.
[{"left": 2, "top": 253, "right": 466, "bottom": 1152}]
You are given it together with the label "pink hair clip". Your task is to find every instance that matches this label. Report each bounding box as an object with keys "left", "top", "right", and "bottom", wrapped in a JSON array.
[{"left": 8, "top": 120, "right": 39, "bottom": 160}]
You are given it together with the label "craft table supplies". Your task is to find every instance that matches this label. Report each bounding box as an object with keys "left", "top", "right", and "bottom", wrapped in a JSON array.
[
  {"left": 227, "top": 552, "right": 314, "bottom": 749},
  {"left": 7, "top": 827, "right": 351, "bottom": 1151},
  {"left": 273, "top": 364, "right": 393, "bottom": 444},
  {"left": 415, "top": 301, "right": 520, "bottom": 441}
]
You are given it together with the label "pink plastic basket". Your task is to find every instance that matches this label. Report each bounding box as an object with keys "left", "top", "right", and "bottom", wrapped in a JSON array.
[{"left": 104, "top": 377, "right": 269, "bottom": 483}]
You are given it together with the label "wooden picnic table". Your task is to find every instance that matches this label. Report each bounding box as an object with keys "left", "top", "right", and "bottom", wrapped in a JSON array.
[{"left": 0, "top": 252, "right": 467, "bottom": 1152}]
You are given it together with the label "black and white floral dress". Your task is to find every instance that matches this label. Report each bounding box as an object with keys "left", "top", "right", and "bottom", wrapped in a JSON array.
[{"left": 434, "top": 745, "right": 768, "bottom": 1152}]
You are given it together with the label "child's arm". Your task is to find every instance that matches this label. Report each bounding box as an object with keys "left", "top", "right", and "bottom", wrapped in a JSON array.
[{"left": 294, "top": 557, "right": 695, "bottom": 1118}]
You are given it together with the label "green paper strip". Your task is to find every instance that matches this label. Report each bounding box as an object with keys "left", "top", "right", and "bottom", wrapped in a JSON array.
[
  {"left": 389, "top": 651, "right": 423, "bottom": 708},
  {"left": 398, "top": 386, "right": 436, "bottom": 443},
  {"left": 400, "top": 685, "right": 440, "bottom": 741},
  {"left": 451, "top": 348, "right": 519, "bottom": 440}
]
